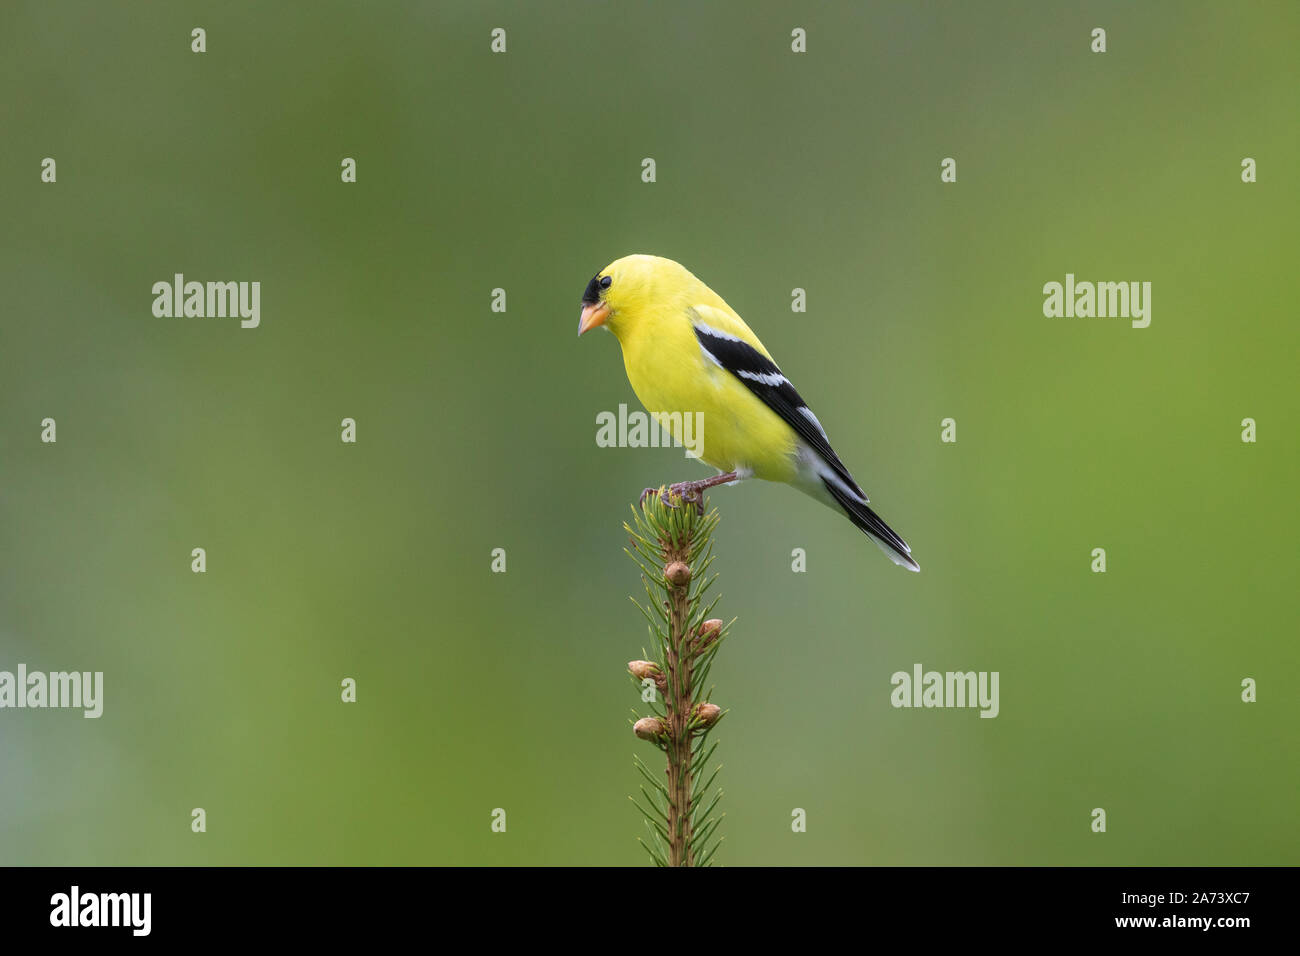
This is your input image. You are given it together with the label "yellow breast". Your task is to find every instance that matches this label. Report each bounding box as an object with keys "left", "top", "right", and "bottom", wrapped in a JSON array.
[{"left": 611, "top": 306, "right": 799, "bottom": 483}]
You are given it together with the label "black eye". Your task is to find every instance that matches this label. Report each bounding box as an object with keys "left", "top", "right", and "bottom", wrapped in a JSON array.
[{"left": 599, "top": 275, "right": 612, "bottom": 289}]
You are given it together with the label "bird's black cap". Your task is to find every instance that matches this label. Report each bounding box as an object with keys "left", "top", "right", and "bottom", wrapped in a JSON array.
[{"left": 581, "top": 274, "right": 603, "bottom": 305}]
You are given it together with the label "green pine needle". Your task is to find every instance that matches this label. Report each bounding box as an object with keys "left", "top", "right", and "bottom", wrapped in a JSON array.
[{"left": 625, "top": 489, "right": 731, "bottom": 866}]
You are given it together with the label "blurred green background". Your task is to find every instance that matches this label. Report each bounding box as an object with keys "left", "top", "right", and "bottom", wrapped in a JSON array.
[{"left": 2, "top": 1, "right": 1296, "bottom": 865}]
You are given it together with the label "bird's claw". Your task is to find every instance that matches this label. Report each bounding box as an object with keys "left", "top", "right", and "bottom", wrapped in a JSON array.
[
  {"left": 639, "top": 486, "right": 668, "bottom": 509},
  {"left": 639, "top": 483, "right": 705, "bottom": 514},
  {"left": 668, "top": 481, "right": 706, "bottom": 515}
]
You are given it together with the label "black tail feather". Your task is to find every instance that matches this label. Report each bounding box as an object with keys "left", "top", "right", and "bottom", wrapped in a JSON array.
[{"left": 821, "top": 478, "right": 920, "bottom": 572}]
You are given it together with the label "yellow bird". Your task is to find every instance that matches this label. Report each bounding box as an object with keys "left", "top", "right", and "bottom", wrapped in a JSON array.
[{"left": 578, "top": 254, "right": 919, "bottom": 571}]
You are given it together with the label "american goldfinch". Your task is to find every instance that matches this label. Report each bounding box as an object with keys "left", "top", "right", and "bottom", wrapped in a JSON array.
[{"left": 578, "top": 254, "right": 919, "bottom": 571}]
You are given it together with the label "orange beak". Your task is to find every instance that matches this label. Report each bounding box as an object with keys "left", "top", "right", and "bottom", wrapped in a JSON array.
[{"left": 578, "top": 302, "right": 611, "bottom": 336}]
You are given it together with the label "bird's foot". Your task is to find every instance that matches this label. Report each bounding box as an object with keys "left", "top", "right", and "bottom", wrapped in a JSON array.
[
  {"left": 639, "top": 486, "right": 663, "bottom": 508},
  {"left": 639, "top": 482, "right": 702, "bottom": 513},
  {"left": 666, "top": 481, "right": 707, "bottom": 515},
  {"left": 640, "top": 472, "right": 738, "bottom": 515}
]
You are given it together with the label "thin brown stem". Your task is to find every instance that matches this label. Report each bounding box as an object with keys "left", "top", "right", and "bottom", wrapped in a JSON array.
[
  {"left": 664, "top": 537, "right": 694, "bottom": 866},
  {"left": 628, "top": 491, "right": 727, "bottom": 867}
]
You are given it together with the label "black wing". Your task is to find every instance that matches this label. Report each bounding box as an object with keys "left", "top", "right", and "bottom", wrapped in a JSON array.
[{"left": 693, "top": 323, "right": 866, "bottom": 500}]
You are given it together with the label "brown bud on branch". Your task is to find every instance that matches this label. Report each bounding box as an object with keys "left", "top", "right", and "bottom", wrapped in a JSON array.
[
  {"left": 628, "top": 660, "right": 668, "bottom": 691},
  {"left": 691, "top": 702, "right": 722, "bottom": 729},
  {"left": 664, "top": 561, "right": 691, "bottom": 587},
  {"left": 694, "top": 619, "right": 723, "bottom": 649},
  {"left": 633, "top": 716, "right": 669, "bottom": 742}
]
